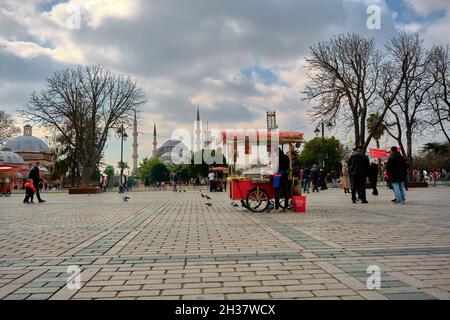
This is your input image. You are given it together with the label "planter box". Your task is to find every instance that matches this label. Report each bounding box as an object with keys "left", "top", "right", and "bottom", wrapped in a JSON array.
[{"left": 68, "top": 187, "right": 103, "bottom": 195}]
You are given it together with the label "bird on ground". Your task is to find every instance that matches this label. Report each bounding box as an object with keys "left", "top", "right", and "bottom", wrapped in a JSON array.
[
  {"left": 205, "top": 195, "right": 212, "bottom": 200},
  {"left": 231, "top": 202, "right": 239, "bottom": 208},
  {"left": 206, "top": 203, "right": 212, "bottom": 207},
  {"left": 201, "top": 193, "right": 206, "bottom": 198},
  {"left": 123, "top": 196, "right": 130, "bottom": 202}
]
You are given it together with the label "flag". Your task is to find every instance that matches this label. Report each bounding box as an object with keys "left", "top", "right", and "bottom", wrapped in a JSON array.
[{"left": 369, "top": 148, "right": 388, "bottom": 159}]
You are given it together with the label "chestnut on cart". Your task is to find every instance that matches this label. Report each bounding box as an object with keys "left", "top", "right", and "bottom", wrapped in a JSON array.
[{"left": 218, "top": 131, "right": 304, "bottom": 213}]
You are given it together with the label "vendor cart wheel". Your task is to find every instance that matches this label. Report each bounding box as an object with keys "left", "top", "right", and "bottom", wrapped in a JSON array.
[{"left": 246, "top": 188, "right": 270, "bottom": 212}]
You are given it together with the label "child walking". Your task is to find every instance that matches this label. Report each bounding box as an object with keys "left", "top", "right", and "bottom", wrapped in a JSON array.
[{"left": 23, "top": 179, "right": 36, "bottom": 204}]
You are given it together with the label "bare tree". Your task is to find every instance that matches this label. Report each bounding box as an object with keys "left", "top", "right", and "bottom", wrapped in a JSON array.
[
  {"left": 303, "top": 33, "right": 405, "bottom": 150},
  {"left": 21, "top": 65, "right": 145, "bottom": 187},
  {"left": 428, "top": 45, "right": 450, "bottom": 143},
  {"left": 0, "top": 111, "right": 20, "bottom": 145},
  {"left": 383, "top": 33, "right": 436, "bottom": 165}
]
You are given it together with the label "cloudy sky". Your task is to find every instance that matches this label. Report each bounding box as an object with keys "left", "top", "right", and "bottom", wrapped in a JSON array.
[{"left": 1, "top": 0, "right": 449, "bottom": 170}]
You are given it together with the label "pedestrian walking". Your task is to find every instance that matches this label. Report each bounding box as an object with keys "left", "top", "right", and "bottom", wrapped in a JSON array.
[
  {"left": 171, "top": 172, "right": 178, "bottom": 192},
  {"left": 341, "top": 161, "right": 351, "bottom": 194},
  {"left": 274, "top": 148, "right": 290, "bottom": 211},
  {"left": 368, "top": 161, "right": 379, "bottom": 196},
  {"left": 303, "top": 167, "right": 311, "bottom": 193},
  {"left": 348, "top": 146, "right": 369, "bottom": 204},
  {"left": 208, "top": 171, "right": 216, "bottom": 192},
  {"left": 386, "top": 146, "right": 407, "bottom": 204},
  {"left": 330, "top": 168, "right": 338, "bottom": 188},
  {"left": 23, "top": 179, "right": 36, "bottom": 204},
  {"left": 319, "top": 169, "right": 327, "bottom": 190},
  {"left": 311, "top": 165, "right": 320, "bottom": 193},
  {"left": 28, "top": 162, "right": 45, "bottom": 203}
]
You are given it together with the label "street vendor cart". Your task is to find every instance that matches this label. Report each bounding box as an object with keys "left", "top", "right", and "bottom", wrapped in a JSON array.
[
  {"left": 219, "top": 131, "right": 304, "bottom": 212},
  {"left": 0, "top": 167, "right": 16, "bottom": 197}
]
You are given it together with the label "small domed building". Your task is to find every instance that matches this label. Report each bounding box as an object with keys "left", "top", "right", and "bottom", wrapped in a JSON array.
[
  {"left": 0, "top": 146, "right": 30, "bottom": 189},
  {"left": 6, "top": 125, "right": 54, "bottom": 167}
]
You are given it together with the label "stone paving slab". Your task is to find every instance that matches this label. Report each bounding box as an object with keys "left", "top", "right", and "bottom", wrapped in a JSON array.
[{"left": 0, "top": 187, "right": 449, "bottom": 299}]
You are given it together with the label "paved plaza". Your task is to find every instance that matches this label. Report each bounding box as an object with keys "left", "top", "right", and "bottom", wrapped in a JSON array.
[{"left": 0, "top": 187, "right": 450, "bottom": 300}]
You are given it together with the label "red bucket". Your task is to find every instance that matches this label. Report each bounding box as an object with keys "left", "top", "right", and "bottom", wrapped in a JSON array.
[{"left": 291, "top": 196, "right": 306, "bottom": 213}]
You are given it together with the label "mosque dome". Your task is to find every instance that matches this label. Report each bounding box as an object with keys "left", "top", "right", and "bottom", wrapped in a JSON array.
[
  {"left": 0, "top": 146, "right": 25, "bottom": 164},
  {"left": 6, "top": 125, "right": 51, "bottom": 153}
]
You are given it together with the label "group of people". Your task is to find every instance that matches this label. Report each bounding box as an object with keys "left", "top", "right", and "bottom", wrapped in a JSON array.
[
  {"left": 207, "top": 171, "right": 227, "bottom": 192},
  {"left": 23, "top": 161, "right": 46, "bottom": 204},
  {"left": 347, "top": 146, "right": 407, "bottom": 204},
  {"left": 301, "top": 166, "right": 338, "bottom": 193},
  {"left": 411, "top": 168, "right": 448, "bottom": 183},
  {"left": 296, "top": 145, "right": 409, "bottom": 205}
]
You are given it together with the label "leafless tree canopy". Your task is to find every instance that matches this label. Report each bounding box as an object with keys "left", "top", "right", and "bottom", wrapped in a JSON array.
[
  {"left": 384, "top": 33, "right": 436, "bottom": 163},
  {"left": 428, "top": 45, "right": 450, "bottom": 143},
  {"left": 0, "top": 111, "right": 20, "bottom": 145},
  {"left": 21, "top": 65, "right": 145, "bottom": 186},
  {"left": 303, "top": 33, "right": 406, "bottom": 150}
]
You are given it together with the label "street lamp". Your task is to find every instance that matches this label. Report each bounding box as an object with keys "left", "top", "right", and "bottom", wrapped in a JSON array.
[
  {"left": 314, "top": 120, "right": 333, "bottom": 168},
  {"left": 116, "top": 124, "right": 128, "bottom": 193}
]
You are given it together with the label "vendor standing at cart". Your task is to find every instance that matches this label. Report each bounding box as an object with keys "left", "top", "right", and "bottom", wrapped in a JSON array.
[
  {"left": 275, "top": 148, "right": 290, "bottom": 211},
  {"left": 28, "top": 162, "right": 45, "bottom": 203}
]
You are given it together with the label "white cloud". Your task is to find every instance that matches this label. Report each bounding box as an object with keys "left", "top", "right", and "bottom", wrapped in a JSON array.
[
  {"left": 46, "top": 0, "right": 138, "bottom": 29},
  {"left": 404, "top": 0, "right": 450, "bottom": 16},
  {"left": 1, "top": 0, "right": 447, "bottom": 166}
]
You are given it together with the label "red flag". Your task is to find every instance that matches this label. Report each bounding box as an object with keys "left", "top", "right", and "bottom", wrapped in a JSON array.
[{"left": 370, "top": 148, "right": 388, "bottom": 159}]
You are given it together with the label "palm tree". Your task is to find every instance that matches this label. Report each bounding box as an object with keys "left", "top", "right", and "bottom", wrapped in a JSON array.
[
  {"left": 367, "top": 113, "right": 386, "bottom": 178},
  {"left": 117, "top": 161, "right": 129, "bottom": 170},
  {"left": 103, "top": 165, "right": 115, "bottom": 188},
  {"left": 367, "top": 113, "right": 386, "bottom": 151}
]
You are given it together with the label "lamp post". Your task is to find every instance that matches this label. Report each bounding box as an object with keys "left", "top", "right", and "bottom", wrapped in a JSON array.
[
  {"left": 117, "top": 124, "right": 128, "bottom": 193},
  {"left": 314, "top": 120, "right": 333, "bottom": 169}
]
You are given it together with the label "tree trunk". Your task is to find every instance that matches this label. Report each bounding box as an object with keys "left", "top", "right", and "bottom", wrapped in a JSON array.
[
  {"left": 376, "top": 139, "right": 383, "bottom": 180},
  {"left": 79, "top": 174, "right": 92, "bottom": 187},
  {"left": 79, "top": 164, "right": 96, "bottom": 187},
  {"left": 406, "top": 127, "right": 413, "bottom": 180}
]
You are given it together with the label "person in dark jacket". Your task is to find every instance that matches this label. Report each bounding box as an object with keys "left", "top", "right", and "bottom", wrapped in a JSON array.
[
  {"left": 347, "top": 146, "right": 370, "bottom": 203},
  {"left": 386, "top": 147, "right": 407, "bottom": 204},
  {"left": 319, "top": 169, "right": 327, "bottom": 190},
  {"left": 303, "top": 167, "right": 311, "bottom": 193},
  {"left": 368, "top": 161, "right": 379, "bottom": 196},
  {"left": 28, "top": 162, "right": 45, "bottom": 203},
  {"left": 275, "top": 148, "right": 291, "bottom": 210},
  {"left": 310, "top": 165, "right": 320, "bottom": 193}
]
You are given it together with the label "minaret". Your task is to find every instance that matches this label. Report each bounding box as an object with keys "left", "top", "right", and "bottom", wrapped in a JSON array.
[
  {"left": 132, "top": 111, "right": 138, "bottom": 176},
  {"left": 194, "top": 105, "right": 202, "bottom": 152},
  {"left": 152, "top": 123, "right": 158, "bottom": 159}
]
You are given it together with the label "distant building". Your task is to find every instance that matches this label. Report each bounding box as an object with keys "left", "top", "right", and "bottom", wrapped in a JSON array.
[
  {"left": 6, "top": 125, "right": 54, "bottom": 168},
  {"left": 0, "top": 146, "right": 31, "bottom": 188},
  {"left": 149, "top": 106, "right": 213, "bottom": 164},
  {"left": 157, "top": 139, "right": 188, "bottom": 164}
]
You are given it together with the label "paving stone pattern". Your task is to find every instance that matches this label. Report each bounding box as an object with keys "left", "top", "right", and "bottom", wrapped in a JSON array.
[{"left": 0, "top": 187, "right": 449, "bottom": 300}]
